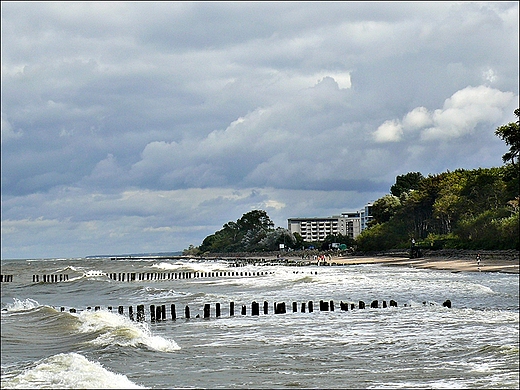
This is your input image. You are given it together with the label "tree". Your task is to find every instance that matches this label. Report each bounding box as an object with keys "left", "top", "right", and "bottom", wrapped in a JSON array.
[
  {"left": 495, "top": 108, "right": 520, "bottom": 166},
  {"left": 390, "top": 172, "right": 424, "bottom": 198},
  {"left": 371, "top": 194, "right": 401, "bottom": 224},
  {"left": 198, "top": 210, "right": 275, "bottom": 253},
  {"left": 257, "top": 227, "right": 296, "bottom": 251}
]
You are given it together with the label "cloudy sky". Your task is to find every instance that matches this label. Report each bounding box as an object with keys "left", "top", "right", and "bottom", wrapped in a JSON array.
[{"left": 1, "top": 2, "right": 519, "bottom": 259}]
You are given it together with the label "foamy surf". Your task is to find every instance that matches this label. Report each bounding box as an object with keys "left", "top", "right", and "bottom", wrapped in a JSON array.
[
  {"left": 1, "top": 352, "right": 145, "bottom": 389},
  {"left": 2, "top": 298, "right": 41, "bottom": 312},
  {"left": 77, "top": 309, "right": 180, "bottom": 352}
]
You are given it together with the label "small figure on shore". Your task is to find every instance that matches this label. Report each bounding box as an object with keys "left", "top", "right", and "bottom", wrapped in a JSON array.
[{"left": 476, "top": 253, "right": 481, "bottom": 271}]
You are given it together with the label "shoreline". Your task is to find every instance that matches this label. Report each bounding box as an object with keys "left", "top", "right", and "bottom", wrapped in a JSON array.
[
  {"left": 213, "top": 253, "right": 519, "bottom": 274},
  {"left": 326, "top": 255, "right": 519, "bottom": 274}
]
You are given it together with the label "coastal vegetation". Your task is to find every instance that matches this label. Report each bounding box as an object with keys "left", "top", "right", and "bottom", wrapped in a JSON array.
[{"left": 186, "top": 109, "right": 519, "bottom": 255}]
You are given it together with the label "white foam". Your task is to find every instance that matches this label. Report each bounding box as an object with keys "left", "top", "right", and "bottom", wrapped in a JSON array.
[
  {"left": 2, "top": 352, "right": 145, "bottom": 389},
  {"left": 151, "top": 261, "right": 185, "bottom": 270},
  {"left": 2, "top": 298, "right": 41, "bottom": 312},
  {"left": 77, "top": 309, "right": 180, "bottom": 352},
  {"left": 83, "top": 270, "right": 108, "bottom": 278}
]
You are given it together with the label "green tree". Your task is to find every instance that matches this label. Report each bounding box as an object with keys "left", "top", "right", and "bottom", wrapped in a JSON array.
[
  {"left": 257, "top": 227, "right": 296, "bottom": 251},
  {"left": 390, "top": 172, "right": 424, "bottom": 198},
  {"left": 198, "top": 210, "right": 275, "bottom": 253},
  {"left": 495, "top": 108, "right": 520, "bottom": 166},
  {"left": 371, "top": 194, "right": 401, "bottom": 224}
]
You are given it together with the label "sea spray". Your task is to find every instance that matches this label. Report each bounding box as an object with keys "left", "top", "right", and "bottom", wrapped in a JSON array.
[{"left": 2, "top": 298, "right": 41, "bottom": 312}]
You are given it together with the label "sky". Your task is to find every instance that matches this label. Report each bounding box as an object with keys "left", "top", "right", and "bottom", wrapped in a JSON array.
[{"left": 1, "top": 2, "right": 519, "bottom": 259}]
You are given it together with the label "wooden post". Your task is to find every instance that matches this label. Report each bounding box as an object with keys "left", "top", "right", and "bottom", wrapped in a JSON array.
[
  {"left": 330, "top": 300, "right": 334, "bottom": 311},
  {"left": 371, "top": 300, "right": 378, "bottom": 308},
  {"left": 69, "top": 308, "right": 76, "bottom": 313},
  {"left": 320, "top": 300, "right": 329, "bottom": 311},
  {"left": 241, "top": 305, "right": 246, "bottom": 315},
  {"left": 442, "top": 299, "right": 452, "bottom": 308},
  {"left": 171, "top": 304, "right": 176, "bottom": 320},
  {"left": 264, "top": 301, "right": 268, "bottom": 315},
  {"left": 204, "top": 304, "right": 210, "bottom": 318},
  {"left": 230, "top": 302, "right": 234, "bottom": 316},
  {"left": 292, "top": 302, "right": 297, "bottom": 312},
  {"left": 275, "top": 302, "right": 286, "bottom": 314},
  {"left": 129, "top": 306, "right": 134, "bottom": 321},
  {"left": 252, "top": 301, "right": 259, "bottom": 316},
  {"left": 156, "top": 305, "right": 162, "bottom": 321},
  {"left": 185, "top": 305, "right": 190, "bottom": 319},
  {"left": 216, "top": 303, "right": 221, "bottom": 318},
  {"left": 390, "top": 300, "right": 397, "bottom": 307},
  {"left": 359, "top": 301, "right": 365, "bottom": 309},
  {"left": 150, "top": 305, "right": 156, "bottom": 322},
  {"left": 95, "top": 306, "right": 100, "bottom": 311},
  {"left": 118, "top": 306, "right": 124, "bottom": 315},
  {"left": 308, "top": 301, "right": 313, "bottom": 313},
  {"left": 137, "top": 305, "right": 145, "bottom": 321},
  {"left": 301, "top": 302, "right": 306, "bottom": 312},
  {"left": 383, "top": 301, "right": 387, "bottom": 308}
]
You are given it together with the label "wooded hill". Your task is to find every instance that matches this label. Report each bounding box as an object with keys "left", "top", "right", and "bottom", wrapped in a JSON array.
[{"left": 360, "top": 108, "right": 519, "bottom": 251}]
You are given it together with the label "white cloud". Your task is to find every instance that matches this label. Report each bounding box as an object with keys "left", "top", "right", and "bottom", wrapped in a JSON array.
[
  {"left": 421, "top": 86, "right": 515, "bottom": 140},
  {"left": 402, "top": 107, "right": 432, "bottom": 130},
  {"left": 373, "top": 120, "right": 403, "bottom": 142},
  {"left": 374, "top": 85, "right": 516, "bottom": 142}
]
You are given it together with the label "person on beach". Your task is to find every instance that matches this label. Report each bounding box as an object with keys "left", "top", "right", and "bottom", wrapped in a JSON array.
[{"left": 476, "top": 253, "right": 481, "bottom": 266}]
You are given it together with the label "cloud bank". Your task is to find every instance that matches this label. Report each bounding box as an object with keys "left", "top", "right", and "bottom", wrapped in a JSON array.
[{"left": 1, "top": 2, "right": 518, "bottom": 258}]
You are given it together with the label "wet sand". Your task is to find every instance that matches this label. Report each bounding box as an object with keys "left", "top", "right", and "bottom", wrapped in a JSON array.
[{"left": 326, "top": 255, "right": 519, "bottom": 274}]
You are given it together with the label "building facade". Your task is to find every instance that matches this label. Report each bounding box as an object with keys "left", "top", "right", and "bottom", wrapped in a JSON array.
[{"left": 287, "top": 203, "right": 373, "bottom": 241}]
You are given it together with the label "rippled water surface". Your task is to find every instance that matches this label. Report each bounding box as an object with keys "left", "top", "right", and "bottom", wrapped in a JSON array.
[{"left": 1, "top": 257, "right": 518, "bottom": 389}]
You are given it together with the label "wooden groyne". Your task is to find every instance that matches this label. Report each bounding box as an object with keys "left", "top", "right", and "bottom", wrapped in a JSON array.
[
  {"left": 57, "top": 298, "right": 452, "bottom": 322},
  {"left": 106, "top": 270, "right": 276, "bottom": 281},
  {"left": 1, "top": 274, "right": 14, "bottom": 282},
  {"left": 32, "top": 274, "right": 69, "bottom": 283},
  {"left": 1, "top": 269, "right": 283, "bottom": 284}
]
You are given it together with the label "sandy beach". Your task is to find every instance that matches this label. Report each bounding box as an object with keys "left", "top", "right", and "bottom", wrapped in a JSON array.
[
  {"left": 324, "top": 255, "right": 519, "bottom": 274},
  {"left": 215, "top": 251, "right": 519, "bottom": 274}
]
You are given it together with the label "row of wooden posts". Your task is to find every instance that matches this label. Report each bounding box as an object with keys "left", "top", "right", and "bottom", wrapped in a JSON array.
[
  {"left": 2, "top": 270, "right": 288, "bottom": 283},
  {"left": 106, "top": 270, "right": 280, "bottom": 281},
  {"left": 1, "top": 274, "right": 14, "bottom": 282},
  {"left": 32, "top": 274, "right": 69, "bottom": 282},
  {"left": 58, "top": 299, "right": 452, "bottom": 321},
  {"left": 1, "top": 274, "right": 71, "bottom": 283}
]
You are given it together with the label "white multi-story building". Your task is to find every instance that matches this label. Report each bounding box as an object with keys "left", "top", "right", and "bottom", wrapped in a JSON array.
[{"left": 288, "top": 203, "right": 373, "bottom": 241}]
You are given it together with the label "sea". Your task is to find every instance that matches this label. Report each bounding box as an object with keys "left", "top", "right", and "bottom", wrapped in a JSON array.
[{"left": 1, "top": 256, "right": 518, "bottom": 389}]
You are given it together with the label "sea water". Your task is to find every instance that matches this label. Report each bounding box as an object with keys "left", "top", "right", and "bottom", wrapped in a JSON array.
[{"left": 1, "top": 257, "right": 518, "bottom": 389}]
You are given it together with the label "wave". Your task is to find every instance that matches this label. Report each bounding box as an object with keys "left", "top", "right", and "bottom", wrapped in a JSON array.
[
  {"left": 1, "top": 352, "right": 144, "bottom": 389},
  {"left": 1, "top": 298, "right": 42, "bottom": 312},
  {"left": 150, "top": 261, "right": 186, "bottom": 270},
  {"left": 151, "top": 260, "right": 227, "bottom": 273},
  {"left": 76, "top": 309, "right": 180, "bottom": 352},
  {"left": 82, "top": 270, "right": 108, "bottom": 278}
]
